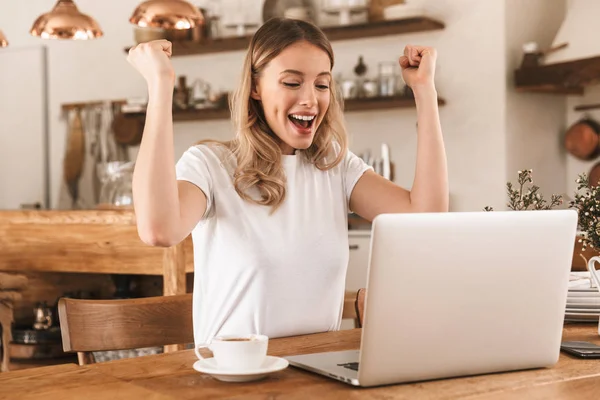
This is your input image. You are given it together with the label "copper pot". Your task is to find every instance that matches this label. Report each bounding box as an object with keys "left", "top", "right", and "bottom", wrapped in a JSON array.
[{"left": 564, "top": 118, "right": 600, "bottom": 160}]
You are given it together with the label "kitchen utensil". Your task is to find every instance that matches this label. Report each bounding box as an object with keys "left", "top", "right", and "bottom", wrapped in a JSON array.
[
  {"left": 564, "top": 118, "right": 600, "bottom": 160},
  {"left": 64, "top": 108, "right": 86, "bottom": 208},
  {"left": 590, "top": 162, "right": 600, "bottom": 187},
  {"left": 368, "top": 0, "right": 404, "bottom": 21},
  {"left": 12, "top": 326, "right": 61, "bottom": 344},
  {"left": 354, "top": 55, "right": 367, "bottom": 76},
  {"left": 193, "top": 356, "right": 288, "bottom": 382},
  {"left": 362, "top": 80, "right": 378, "bottom": 97},
  {"left": 98, "top": 161, "right": 135, "bottom": 207},
  {"left": 33, "top": 302, "right": 53, "bottom": 330},
  {"left": 322, "top": 0, "right": 368, "bottom": 25},
  {"left": 164, "top": 28, "right": 192, "bottom": 41},
  {"left": 378, "top": 62, "right": 396, "bottom": 96},
  {"left": 263, "top": 0, "right": 315, "bottom": 23},
  {"left": 112, "top": 112, "right": 144, "bottom": 146},
  {"left": 341, "top": 79, "right": 357, "bottom": 99},
  {"left": 381, "top": 143, "right": 391, "bottom": 180},
  {"left": 133, "top": 27, "right": 165, "bottom": 44},
  {"left": 9, "top": 342, "right": 69, "bottom": 360}
]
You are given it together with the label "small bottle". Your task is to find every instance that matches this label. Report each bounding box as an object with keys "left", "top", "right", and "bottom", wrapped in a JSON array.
[
  {"left": 174, "top": 76, "right": 189, "bottom": 110},
  {"left": 520, "top": 42, "right": 540, "bottom": 68}
]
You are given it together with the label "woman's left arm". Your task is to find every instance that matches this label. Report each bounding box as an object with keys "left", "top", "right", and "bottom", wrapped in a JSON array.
[{"left": 349, "top": 45, "right": 449, "bottom": 221}]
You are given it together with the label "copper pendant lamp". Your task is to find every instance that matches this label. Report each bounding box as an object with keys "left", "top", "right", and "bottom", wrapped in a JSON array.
[
  {"left": 0, "top": 30, "right": 8, "bottom": 47},
  {"left": 130, "top": 0, "right": 204, "bottom": 30},
  {"left": 30, "top": 0, "right": 103, "bottom": 40}
]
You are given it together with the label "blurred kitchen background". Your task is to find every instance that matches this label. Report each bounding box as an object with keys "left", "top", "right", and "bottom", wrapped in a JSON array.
[{"left": 3, "top": 0, "right": 596, "bottom": 216}]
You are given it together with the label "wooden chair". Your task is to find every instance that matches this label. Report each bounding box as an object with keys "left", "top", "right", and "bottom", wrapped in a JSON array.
[
  {"left": 60, "top": 290, "right": 366, "bottom": 366},
  {"left": 355, "top": 288, "right": 366, "bottom": 328},
  {"left": 58, "top": 294, "right": 193, "bottom": 365},
  {"left": 342, "top": 289, "right": 367, "bottom": 328}
]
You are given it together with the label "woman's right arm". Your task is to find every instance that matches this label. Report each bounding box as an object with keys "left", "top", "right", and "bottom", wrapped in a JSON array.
[{"left": 127, "top": 40, "right": 206, "bottom": 247}]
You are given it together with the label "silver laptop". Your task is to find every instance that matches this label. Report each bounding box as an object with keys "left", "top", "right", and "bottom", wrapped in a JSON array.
[{"left": 285, "top": 210, "right": 578, "bottom": 387}]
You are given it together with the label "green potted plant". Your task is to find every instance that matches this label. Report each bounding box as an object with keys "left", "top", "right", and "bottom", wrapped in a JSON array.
[
  {"left": 569, "top": 173, "right": 600, "bottom": 266},
  {"left": 484, "top": 169, "right": 563, "bottom": 212}
]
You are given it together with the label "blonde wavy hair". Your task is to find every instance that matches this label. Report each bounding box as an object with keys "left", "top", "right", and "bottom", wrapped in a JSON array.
[{"left": 209, "top": 18, "right": 348, "bottom": 211}]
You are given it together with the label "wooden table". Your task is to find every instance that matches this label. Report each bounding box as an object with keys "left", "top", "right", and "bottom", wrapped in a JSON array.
[{"left": 1, "top": 324, "right": 600, "bottom": 399}]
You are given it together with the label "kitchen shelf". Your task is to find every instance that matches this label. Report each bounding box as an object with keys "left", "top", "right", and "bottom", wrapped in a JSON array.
[
  {"left": 514, "top": 55, "right": 600, "bottom": 95},
  {"left": 124, "top": 17, "right": 444, "bottom": 57},
  {"left": 123, "top": 95, "right": 446, "bottom": 122},
  {"left": 345, "top": 95, "right": 445, "bottom": 112}
]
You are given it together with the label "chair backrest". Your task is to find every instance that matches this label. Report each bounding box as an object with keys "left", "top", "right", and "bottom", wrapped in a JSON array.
[
  {"left": 58, "top": 294, "right": 193, "bottom": 365},
  {"left": 355, "top": 288, "right": 366, "bottom": 328},
  {"left": 342, "top": 289, "right": 366, "bottom": 328}
]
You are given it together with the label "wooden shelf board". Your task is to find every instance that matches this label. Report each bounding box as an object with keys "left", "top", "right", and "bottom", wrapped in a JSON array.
[
  {"left": 574, "top": 103, "right": 600, "bottom": 112},
  {"left": 123, "top": 95, "right": 446, "bottom": 122},
  {"left": 174, "top": 107, "right": 231, "bottom": 121},
  {"left": 514, "top": 55, "right": 600, "bottom": 95},
  {"left": 125, "top": 17, "right": 444, "bottom": 57},
  {"left": 344, "top": 95, "right": 446, "bottom": 112}
]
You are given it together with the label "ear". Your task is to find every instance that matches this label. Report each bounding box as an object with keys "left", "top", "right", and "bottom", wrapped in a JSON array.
[{"left": 250, "top": 81, "right": 261, "bottom": 101}]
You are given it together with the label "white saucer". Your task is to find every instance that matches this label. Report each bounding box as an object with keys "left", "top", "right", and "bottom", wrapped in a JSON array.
[{"left": 193, "top": 356, "right": 289, "bottom": 382}]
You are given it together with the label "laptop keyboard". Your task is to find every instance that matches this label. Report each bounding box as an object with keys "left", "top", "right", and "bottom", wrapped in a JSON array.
[{"left": 337, "top": 362, "right": 359, "bottom": 371}]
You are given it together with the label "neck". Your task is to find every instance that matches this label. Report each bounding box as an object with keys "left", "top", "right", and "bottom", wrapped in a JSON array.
[{"left": 280, "top": 143, "right": 296, "bottom": 155}]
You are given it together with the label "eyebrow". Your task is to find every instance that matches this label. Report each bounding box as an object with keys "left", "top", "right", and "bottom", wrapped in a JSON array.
[{"left": 280, "top": 69, "right": 331, "bottom": 78}]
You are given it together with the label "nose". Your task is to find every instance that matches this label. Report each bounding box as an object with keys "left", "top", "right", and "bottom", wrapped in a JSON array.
[{"left": 298, "top": 85, "right": 317, "bottom": 108}]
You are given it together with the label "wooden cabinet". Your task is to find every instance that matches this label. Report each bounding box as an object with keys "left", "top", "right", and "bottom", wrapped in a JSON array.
[
  {"left": 341, "top": 231, "right": 371, "bottom": 330},
  {"left": 346, "top": 232, "right": 371, "bottom": 291}
]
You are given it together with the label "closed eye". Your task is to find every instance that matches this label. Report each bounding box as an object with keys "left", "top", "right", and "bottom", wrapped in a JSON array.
[
  {"left": 283, "top": 82, "right": 300, "bottom": 88},
  {"left": 316, "top": 85, "right": 329, "bottom": 90}
]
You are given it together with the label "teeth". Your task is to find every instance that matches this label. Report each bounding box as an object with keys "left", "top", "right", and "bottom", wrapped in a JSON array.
[{"left": 290, "top": 114, "right": 315, "bottom": 121}]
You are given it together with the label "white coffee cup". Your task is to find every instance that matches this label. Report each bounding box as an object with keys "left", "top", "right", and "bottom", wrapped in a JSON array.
[
  {"left": 195, "top": 334, "right": 269, "bottom": 370},
  {"left": 587, "top": 256, "right": 600, "bottom": 289},
  {"left": 586, "top": 256, "right": 600, "bottom": 335}
]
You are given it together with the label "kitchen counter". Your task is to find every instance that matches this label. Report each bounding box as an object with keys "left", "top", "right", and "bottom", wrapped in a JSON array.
[
  {"left": 0, "top": 209, "right": 193, "bottom": 296},
  {"left": 349, "top": 229, "right": 371, "bottom": 237}
]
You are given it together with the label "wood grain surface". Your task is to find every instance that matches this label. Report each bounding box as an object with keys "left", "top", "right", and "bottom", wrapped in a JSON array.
[
  {"left": 0, "top": 210, "right": 193, "bottom": 275},
  {"left": 0, "top": 363, "right": 173, "bottom": 400},
  {"left": 78, "top": 324, "right": 600, "bottom": 400}
]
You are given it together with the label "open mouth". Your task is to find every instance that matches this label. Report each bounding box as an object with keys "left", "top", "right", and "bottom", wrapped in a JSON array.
[{"left": 288, "top": 114, "right": 316, "bottom": 131}]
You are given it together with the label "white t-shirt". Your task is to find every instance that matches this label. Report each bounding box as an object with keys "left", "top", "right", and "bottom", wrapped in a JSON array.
[{"left": 175, "top": 144, "right": 372, "bottom": 345}]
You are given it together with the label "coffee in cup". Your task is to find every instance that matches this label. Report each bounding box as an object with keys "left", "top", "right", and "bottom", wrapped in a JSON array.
[{"left": 195, "top": 334, "right": 268, "bottom": 370}]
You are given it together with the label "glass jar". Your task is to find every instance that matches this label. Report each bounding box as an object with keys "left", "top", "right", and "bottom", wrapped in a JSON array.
[
  {"left": 98, "top": 161, "right": 135, "bottom": 207},
  {"left": 378, "top": 62, "right": 396, "bottom": 97}
]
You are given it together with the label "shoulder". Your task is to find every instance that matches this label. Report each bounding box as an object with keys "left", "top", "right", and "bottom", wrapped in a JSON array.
[
  {"left": 311, "top": 141, "right": 348, "bottom": 167},
  {"left": 328, "top": 141, "right": 356, "bottom": 170},
  {"left": 181, "top": 142, "right": 236, "bottom": 169}
]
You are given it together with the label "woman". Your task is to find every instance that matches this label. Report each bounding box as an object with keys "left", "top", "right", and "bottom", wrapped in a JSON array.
[{"left": 127, "top": 18, "right": 448, "bottom": 345}]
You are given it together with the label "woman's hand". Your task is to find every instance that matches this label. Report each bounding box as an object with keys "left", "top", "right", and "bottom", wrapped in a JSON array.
[
  {"left": 127, "top": 39, "right": 175, "bottom": 85},
  {"left": 399, "top": 45, "right": 437, "bottom": 90}
]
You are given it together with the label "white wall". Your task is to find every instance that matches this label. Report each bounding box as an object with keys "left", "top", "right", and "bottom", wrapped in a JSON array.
[
  {"left": 0, "top": 0, "right": 555, "bottom": 211},
  {"left": 504, "top": 0, "right": 567, "bottom": 203}
]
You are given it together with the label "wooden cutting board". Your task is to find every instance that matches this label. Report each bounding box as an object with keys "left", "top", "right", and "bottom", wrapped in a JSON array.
[{"left": 63, "top": 109, "right": 85, "bottom": 185}]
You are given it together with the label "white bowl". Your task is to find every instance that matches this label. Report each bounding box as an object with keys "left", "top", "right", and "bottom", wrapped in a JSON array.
[{"left": 383, "top": 4, "right": 425, "bottom": 20}]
